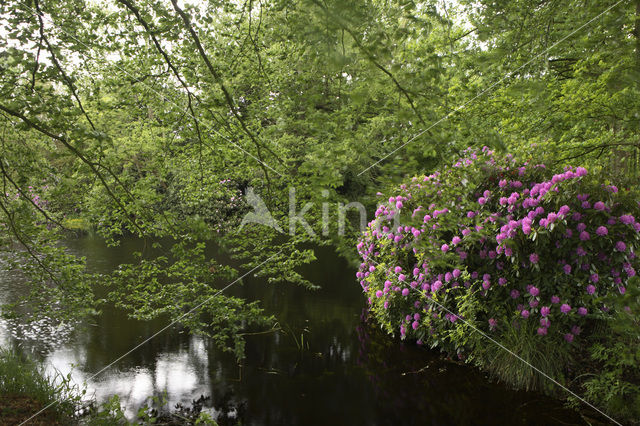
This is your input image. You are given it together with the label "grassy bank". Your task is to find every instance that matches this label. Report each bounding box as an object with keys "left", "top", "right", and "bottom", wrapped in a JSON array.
[
  {"left": 0, "top": 348, "right": 83, "bottom": 425},
  {"left": 0, "top": 349, "right": 218, "bottom": 425}
]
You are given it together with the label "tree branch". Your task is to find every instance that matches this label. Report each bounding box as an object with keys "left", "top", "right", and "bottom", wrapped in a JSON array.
[
  {"left": 169, "top": 0, "right": 283, "bottom": 186},
  {"left": 310, "top": 0, "right": 427, "bottom": 127},
  {"left": 34, "top": 0, "right": 96, "bottom": 131},
  {"left": 0, "top": 102, "right": 145, "bottom": 235}
]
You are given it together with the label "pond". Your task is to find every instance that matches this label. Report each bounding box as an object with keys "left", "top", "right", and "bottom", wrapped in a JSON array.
[{"left": 0, "top": 236, "right": 589, "bottom": 425}]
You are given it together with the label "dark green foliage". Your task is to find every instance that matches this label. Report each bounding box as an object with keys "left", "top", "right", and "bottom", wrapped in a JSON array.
[{"left": 571, "top": 277, "right": 640, "bottom": 422}]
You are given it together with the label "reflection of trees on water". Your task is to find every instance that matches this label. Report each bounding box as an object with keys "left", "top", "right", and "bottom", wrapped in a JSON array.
[
  {"left": 0, "top": 238, "right": 589, "bottom": 425},
  {"left": 0, "top": 259, "right": 79, "bottom": 356},
  {"left": 354, "top": 309, "right": 586, "bottom": 425},
  {"left": 0, "top": 316, "right": 77, "bottom": 356}
]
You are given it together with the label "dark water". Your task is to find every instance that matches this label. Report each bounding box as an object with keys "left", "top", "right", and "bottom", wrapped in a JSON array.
[{"left": 0, "top": 236, "right": 592, "bottom": 425}]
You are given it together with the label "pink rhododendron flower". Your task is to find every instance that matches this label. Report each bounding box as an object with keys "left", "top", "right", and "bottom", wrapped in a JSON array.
[{"left": 620, "top": 214, "right": 635, "bottom": 225}]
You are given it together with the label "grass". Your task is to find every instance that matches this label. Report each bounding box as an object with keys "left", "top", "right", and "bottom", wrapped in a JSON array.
[
  {"left": 0, "top": 348, "right": 84, "bottom": 425},
  {"left": 0, "top": 349, "right": 218, "bottom": 425},
  {"left": 471, "top": 321, "right": 571, "bottom": 393}
]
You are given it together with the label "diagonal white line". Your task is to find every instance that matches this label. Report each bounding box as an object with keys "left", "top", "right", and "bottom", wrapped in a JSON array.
[
  {"left": 8, "top": 5, "right": 286, "bottom": 424},
  {"left": 17, "top": 249, "right": 283, "bottom": 426},
  {"left": 19, "top": 2, "right": 283, "bottom": 177},
  {"left": 366, "top": 257, "right": 622, "bottom": 425},
  {"left": 357, "top": 0, "right": 627, "bottom": 176},
  {"left": 9, "top": 1, "right": 628, "bottom": 424},
  {"left": 357, "top": 2, "right": 626, "bottom": 421}
]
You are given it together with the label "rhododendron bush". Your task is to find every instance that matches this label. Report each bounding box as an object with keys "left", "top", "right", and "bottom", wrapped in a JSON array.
[{"left": 356, "top": 148, "right": 640, "bottom": 359}]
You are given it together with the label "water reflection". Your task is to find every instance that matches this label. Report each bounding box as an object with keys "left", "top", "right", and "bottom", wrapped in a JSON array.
[
  {"left": 0, "top": 237, "right": 589, "bottom": 425},
  {"left": 0, "top": 320, "right": 8, "bottom": 347},
  {"left": 41, "top": 334, "right": 212, "bottom": 419},
  {"left": 0, "top": 260, "right": 76, "bottom": 355}
]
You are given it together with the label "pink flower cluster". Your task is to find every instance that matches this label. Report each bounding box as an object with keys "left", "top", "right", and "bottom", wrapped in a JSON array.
[{"left": 357, "top": 148, "right": 640, "bottom": 350}]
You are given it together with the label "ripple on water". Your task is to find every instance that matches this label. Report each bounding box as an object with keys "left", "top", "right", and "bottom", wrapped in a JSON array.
[{"left": 0, "top": 316, "right": 77, "bottom": 356}]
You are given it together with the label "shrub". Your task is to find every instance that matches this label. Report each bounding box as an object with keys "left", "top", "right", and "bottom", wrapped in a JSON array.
[
  {"left": 356, "top": 147, "right": 640, "bottom": 397},
  {"left": 572, "top": 276, "right": 640, "bottom": 422}
]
